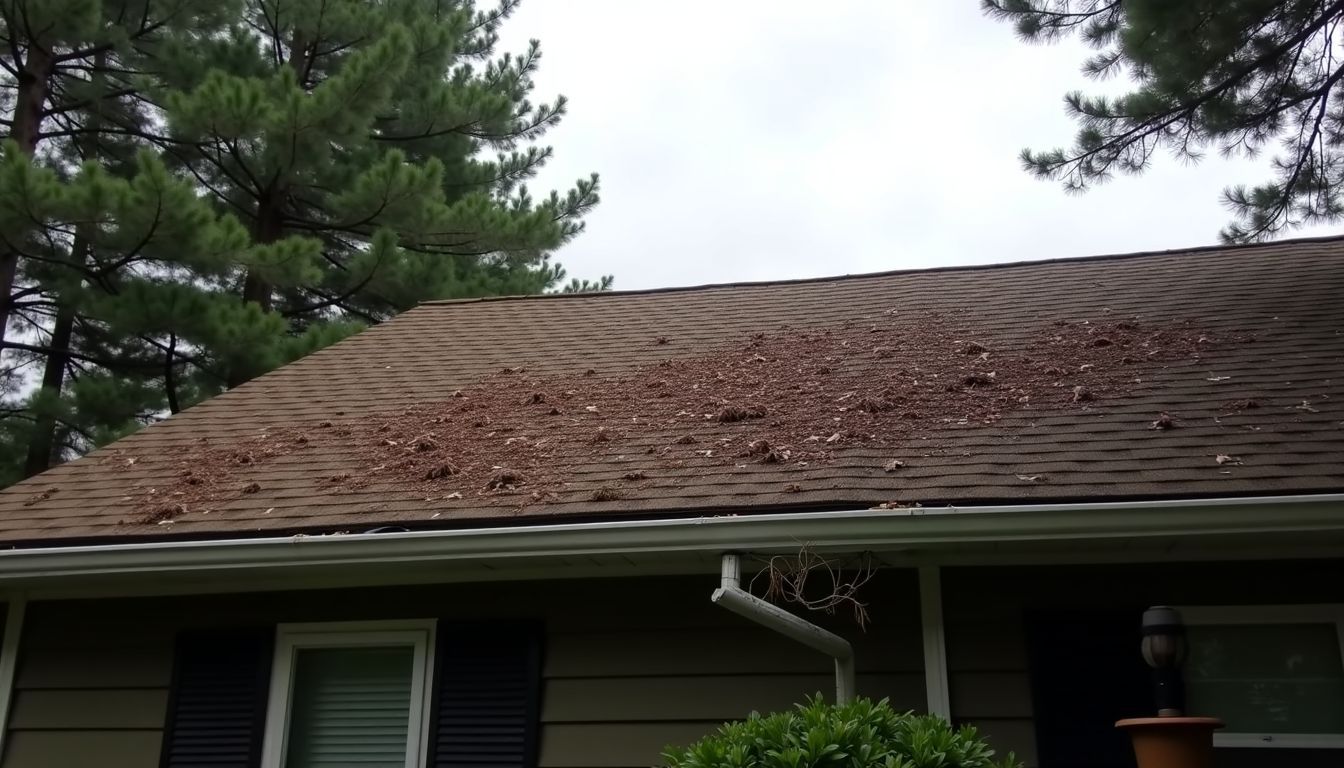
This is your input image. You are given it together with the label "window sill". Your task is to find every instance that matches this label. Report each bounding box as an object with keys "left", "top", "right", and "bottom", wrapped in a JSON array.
[{"left": 1215, "top": 733, "right": 1344, "bottom": 749}]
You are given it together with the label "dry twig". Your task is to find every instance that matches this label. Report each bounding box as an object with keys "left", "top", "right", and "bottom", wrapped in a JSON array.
[{"left": 749, "top": 547, "right": 877, "bottom": 629}]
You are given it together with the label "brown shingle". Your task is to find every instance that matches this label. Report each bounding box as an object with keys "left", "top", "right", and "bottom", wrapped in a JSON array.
[{"left": 1, "top": 237, "right": 1342, "bottom": 545}]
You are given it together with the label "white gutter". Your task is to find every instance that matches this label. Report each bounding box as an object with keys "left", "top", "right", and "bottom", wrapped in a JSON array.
[
  {"left": 711, "top": 553, "right": 856, "bottom": 703},
  {"left": 0, "top": 494, "right": 1341, "bottom": 581}
]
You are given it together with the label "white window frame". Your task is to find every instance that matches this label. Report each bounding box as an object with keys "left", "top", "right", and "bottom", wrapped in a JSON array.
[
  {"left": 260, "top": 619, "right": 437, "bottom": 768},
  {"left": 1180, "top": 604, "right": 1344, "bottom": 749}
]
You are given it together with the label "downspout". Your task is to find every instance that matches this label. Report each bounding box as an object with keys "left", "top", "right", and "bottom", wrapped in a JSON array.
[{"left": 711, "top": 553, "right": 856, "bottom": 703}]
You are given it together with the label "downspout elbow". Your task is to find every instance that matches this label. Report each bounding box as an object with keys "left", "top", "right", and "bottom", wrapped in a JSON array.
[{"left": 711, "top": 553, "right": 856, "bottom": 703}]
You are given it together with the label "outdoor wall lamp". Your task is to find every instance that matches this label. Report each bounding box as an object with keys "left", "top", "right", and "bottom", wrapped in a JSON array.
[
  {"left": 1117, "top": 606, "right": 1222, "bottom": 768},
  {"left": 1140, "top": 605, "right": 1187, "bottom": 717}
]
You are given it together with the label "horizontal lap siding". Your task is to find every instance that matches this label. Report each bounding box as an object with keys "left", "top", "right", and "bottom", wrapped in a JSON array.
[
  {"left": 1, "top": 571, "right": 924, "bottom": 768},
  {"left": 941, "top": 559, "right": 1344, "bottom": 768},
  {"left": 3, "top": 607, "right": 175, "bottom": 768},
  {"left": 538, "top": 570, "right": 925, "bottom": 768}
]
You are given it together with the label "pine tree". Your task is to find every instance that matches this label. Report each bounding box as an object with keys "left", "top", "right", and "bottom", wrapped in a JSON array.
[
  {"left": 0, "top": 0, "right": 251, "bottom": 475},
  {"left": 0, "top": 0, "right": 235, "bottom": 347},
  {"left": 0, "top": 141, "right": 257, "bottom": 473},
  {"left": 0, "top": 0, "right": 603, "bottom": 481},
  {"left": 983, "top": 0, "right": 1344, "bottom": 241},
  {"left": 156, "top": 0, "right": 600, "bottom": 385}
]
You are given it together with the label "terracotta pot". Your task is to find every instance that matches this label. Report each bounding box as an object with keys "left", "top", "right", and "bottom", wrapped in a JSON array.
[{"left": 1115, "top": 717, "right": 1223, "bottom": 768}]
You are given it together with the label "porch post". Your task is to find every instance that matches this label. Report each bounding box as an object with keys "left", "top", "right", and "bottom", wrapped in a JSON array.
[
  {"left": 0, "top": 594, "right": 27, "bottom": 761},
  {"left": 919, "top": 566, "right": 952, "bottom": 719}
]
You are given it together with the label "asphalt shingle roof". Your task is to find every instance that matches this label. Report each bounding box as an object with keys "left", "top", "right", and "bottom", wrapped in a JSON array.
[{"left": 0, "top": 237, "right": 1341, "bottom": 546}]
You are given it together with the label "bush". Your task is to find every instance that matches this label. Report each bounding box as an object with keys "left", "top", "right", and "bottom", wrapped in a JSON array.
[{"left": 663, "top": 696, "right": 1020, "bottom": 768}]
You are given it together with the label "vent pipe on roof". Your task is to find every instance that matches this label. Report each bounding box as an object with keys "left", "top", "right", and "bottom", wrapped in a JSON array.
[{"left": 711, "top": 553, "right": 856, "bottom": 703}]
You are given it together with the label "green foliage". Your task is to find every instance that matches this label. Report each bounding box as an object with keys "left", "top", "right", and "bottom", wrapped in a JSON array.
[
  {"left": 662, "top": 697, "right": 1019, "bottom": 768},
  {"left": 0, "top": 0, "right": 608, "bottom": 482},
  {"left": 156, "top": 0, "right": 603, "bottom": 327},
  {"left": 983, "top": 0, "right": 1344, "bottom": 242}
]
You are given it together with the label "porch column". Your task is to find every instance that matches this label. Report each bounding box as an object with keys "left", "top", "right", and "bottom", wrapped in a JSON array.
[{"left": 919, "top": 566, "right": 952, "bottom": 719}]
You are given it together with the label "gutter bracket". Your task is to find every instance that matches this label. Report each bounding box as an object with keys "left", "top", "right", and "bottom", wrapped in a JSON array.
[{"left": 711, "top": 553, "right": 856, "bottom": 703}]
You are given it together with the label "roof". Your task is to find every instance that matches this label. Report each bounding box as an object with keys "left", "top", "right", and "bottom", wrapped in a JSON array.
[{"left": 1, "top": 237, "right": 1342, "bottom": 546}]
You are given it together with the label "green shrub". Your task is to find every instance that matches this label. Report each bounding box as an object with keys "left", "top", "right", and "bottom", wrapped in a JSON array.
[{"left": 662, "top": 696, "right": 1020, "bottom": 768}]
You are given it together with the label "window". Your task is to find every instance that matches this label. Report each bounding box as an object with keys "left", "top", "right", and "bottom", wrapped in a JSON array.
[
  {"left": 1182, "top": 605, "right": 1344, "bottom": 749},
  {"left": 261, "top": 620, "right": 435, "bottom": 768}
]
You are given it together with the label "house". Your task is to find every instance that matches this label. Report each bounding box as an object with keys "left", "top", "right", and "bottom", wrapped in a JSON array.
[{"left": 0, "top": 236, "right": 1340, "bottom": 768}]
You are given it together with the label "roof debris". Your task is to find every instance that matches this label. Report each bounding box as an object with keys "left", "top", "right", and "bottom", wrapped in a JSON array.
[
  {"left": 127, "top": 316, "right": 1230, "bottom": 520},
  {"left": 716, "top": 405, "right": 766, "bottom": 423},
  {"left": 590, "top": 486, "right": 622, "bottom": 501},
  {"left": 425, "top": 462, "right": 459, "bottom": 480},
  {"left": 486, "top": 470, "right": 524, "bottom": 490}
]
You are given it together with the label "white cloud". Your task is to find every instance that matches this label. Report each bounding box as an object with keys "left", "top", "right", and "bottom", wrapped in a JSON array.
[{"left": 500, "top": 1, "right": 1337, "bottom": 289}]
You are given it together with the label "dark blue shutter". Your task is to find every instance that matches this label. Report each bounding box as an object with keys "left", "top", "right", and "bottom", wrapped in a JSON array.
[
  {"left": 428, "top": 622, "right": 544, "bottom": 768},
  {"left": 160, "top": 628, "right": 274, "bottom": 768}
]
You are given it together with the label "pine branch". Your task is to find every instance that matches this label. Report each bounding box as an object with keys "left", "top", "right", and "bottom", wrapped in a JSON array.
[
  {"left": 1032, "top": 0, "right": 1344, "bottom": 181},
  {"left": 0, "top": 341, "right": 160, "bottom": 371},
  {"left": 163, "top": 332, "right": 179, "bottom": 414}
]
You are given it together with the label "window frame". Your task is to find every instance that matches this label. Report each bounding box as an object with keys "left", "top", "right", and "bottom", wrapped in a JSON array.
[
  {"left": 1180, "top": 604, "right": 1344, "bottom": 750},
  {"left": 260, "top": 619, "right": 437, "bottom": 768}
]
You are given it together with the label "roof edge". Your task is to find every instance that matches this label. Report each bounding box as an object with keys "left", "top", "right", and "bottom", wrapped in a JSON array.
[
  {"left": 2, "top": 494, "right": 1342, "bottom": 593},
  {"left": 422, "top": 234, "right": 1344, "bottom": 306}
]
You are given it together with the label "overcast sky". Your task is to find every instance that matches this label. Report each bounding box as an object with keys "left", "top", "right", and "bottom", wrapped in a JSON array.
[{"left": 499, "top": 2, "right": 1336, "bottom": 291}]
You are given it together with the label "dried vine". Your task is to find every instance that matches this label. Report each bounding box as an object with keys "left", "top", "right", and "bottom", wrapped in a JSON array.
[{"left": 749, "top": 547, "right": 877, "bottom": 629}]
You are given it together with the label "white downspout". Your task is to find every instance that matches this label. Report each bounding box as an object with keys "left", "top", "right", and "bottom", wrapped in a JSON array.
[{"left": 711, "top": 553, "right": 856, "bottom": 703}]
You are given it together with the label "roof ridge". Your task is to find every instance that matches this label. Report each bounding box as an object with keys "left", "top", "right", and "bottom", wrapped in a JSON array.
[{"left": 421, "top": 233, "right": 1344, "bottom": 306}]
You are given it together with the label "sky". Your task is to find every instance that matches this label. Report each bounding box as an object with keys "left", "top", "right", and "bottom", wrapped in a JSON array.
[{"left": 498, "top": 2, "right": 1336, "bottom": 291}]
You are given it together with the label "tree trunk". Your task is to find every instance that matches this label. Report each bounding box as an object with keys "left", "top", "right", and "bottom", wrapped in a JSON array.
[
  {"left": 226, "top": 34, "right": 312, "bottom": 388},
  {"left": 12, "top": 47, "right": 51, "bottom": 155},
  {"left": 164, "top": 333, "right": 181, "bottom": 415},
  {"left": 25, "top": 52, "right": 102, "bottom": 476},
  {"left": 0, "top": 46, "right": 54, "bottom": 352},
  {"left": 23, "top": 303, "right": 74, "bottom": 477},
  {"left": 240, "top": 188, "right": 285, "bottom": 313},
  {"left": 230, "top": 190, "right": 286, "bottom": 388}
]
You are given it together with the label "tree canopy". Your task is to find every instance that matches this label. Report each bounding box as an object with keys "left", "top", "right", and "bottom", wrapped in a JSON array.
[
  {"left": 0, "top": 0, "right": 604, "bottom": 485},
  {"left": 983, "top": 0, "right": 1344, "bottom": 242}
]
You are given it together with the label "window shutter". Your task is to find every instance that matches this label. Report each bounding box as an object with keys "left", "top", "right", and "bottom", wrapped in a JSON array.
[
  {"left": 161, "top": 628, "right": 274, "bottom": 768},
  {"left": 428, "top": 622, "right": 544, "bottom": 768}
]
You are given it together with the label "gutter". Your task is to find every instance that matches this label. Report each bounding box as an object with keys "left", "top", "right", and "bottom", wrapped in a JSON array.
[
  {"left": 712, "top": 553, "right": 855, "bottom": 703},
  {"left": 0, "top": 494, "right": 1342, "bottom": 581}
]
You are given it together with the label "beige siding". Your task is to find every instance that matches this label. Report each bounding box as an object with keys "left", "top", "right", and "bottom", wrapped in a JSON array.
[
  {"left": 9, "top": 690, "right": 168, "bottom": 730},
  {"left": 1, "top": 570, "right": 924, "bottom": 768},
  {"left": 941, "top": 559, "right": 1344, "bottom": 768},
  {"left": 3, "top": 731, "right": 161, "bottom": 768}
]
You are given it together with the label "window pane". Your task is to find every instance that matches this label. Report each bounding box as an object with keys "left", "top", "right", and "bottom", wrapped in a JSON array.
[
  {"left": 286, "top": 646, "right": 415, "bottom": 768},
  {"left": 1187, "top": 623, "right": 1344, "bottom": 734}
]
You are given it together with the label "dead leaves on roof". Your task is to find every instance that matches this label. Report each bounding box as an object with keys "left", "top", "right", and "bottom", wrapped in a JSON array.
[
  {"left": 1150, "top": 412, "right": 1178, "bottom": 430},
  {"left": 589, "top": 486, "right": 622, "bottom": 502},
  {"left": 425, "top": 462, "right": 459, "bottom": 480},
  {"left": 716, "top": 405, "right": 766, "bottom": 423},
  {"left": 126, "top": 315, "right": 1233, "bottom": 521},
  {"left": 22, "top": 487, "right": 58, "bottom": 506}
]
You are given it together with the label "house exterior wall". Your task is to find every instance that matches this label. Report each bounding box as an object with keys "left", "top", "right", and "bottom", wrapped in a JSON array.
[
  {"left": 942, "top": 558, "right": 1344, "bottom": 768},
  {"left": 0, "top": 571, "right": 925, "bottom": 768},
  {"left": 6, "top": 558, "right": 1341, "bottom": 768}
]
